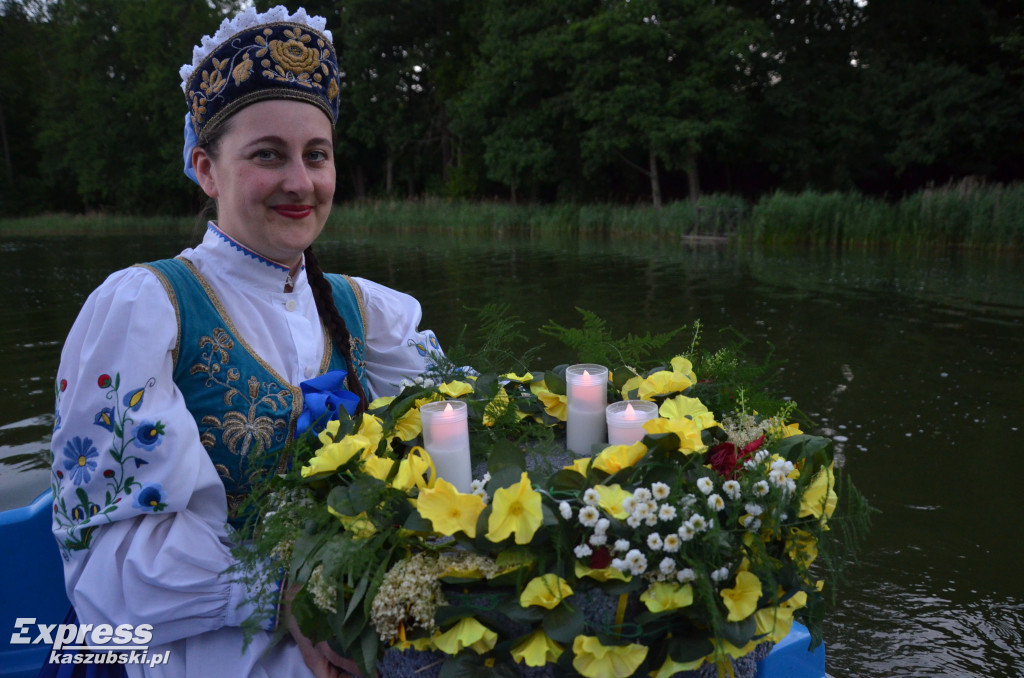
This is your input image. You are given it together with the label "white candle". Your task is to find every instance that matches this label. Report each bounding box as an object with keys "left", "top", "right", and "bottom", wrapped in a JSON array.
[
  {"left": 420, "top": 400, "right": 472, "bottom": 492},
  {"left": 606, "top": 400, "right": 659, "bottom": 446},
  {"left": 566, "top": 364, "right": 609, "bottom": 455}
]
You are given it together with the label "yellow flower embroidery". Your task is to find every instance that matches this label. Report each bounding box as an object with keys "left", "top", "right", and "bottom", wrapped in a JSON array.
[
  {"left": 232, "top": 53, "right": 253, "bottom": 85},
  {"left": 269, "top": 27, "right": 320, "bottom": 77}
]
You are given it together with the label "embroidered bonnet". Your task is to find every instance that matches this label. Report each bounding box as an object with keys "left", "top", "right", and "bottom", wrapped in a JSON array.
[{"left": 180, "top": 5, "right": 340, "bottom": 182}]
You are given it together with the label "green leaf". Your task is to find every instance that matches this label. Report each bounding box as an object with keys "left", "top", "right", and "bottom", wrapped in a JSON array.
[
  {"left": 543, "top": 367, "right": 567, "bottom": 396},
  {"left": 487, "top": 439, "right": 526, "bottom": 476},
  {"left": 488, "top": 465, "right": 524, "bottom": 491},
  {"left": 667, "top": 633, "right": 714, "bottom": 663},
  {"left": 720, "top": 614, "right": 757, "bottom": 647},
  {"left": 542, "top": 603, "right": 584, "bottom": 643}
]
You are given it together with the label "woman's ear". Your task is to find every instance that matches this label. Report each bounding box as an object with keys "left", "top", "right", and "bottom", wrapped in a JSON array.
[{"left": 192, "top": 147, "right": 219, "bottom": 199}]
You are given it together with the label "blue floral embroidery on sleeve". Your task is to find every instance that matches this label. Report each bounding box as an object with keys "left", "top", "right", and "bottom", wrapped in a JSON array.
[
  {"left": 123, "top": 387, "right": 146, "bottom": 411},
  {"left": 133, "top": 483, "right": 167, "bottom": 512},
  {"left": 53, "top": 373, "right": 165, "bottom": 552},
  {"left": 62, "top": 437, "right": 99, "bottom": 485},
  {"left": 133, "top": 420, "right": 165, "bottom": 451},
  {"left": 94, "top": 407, "right": 116, "bottom": 431}
]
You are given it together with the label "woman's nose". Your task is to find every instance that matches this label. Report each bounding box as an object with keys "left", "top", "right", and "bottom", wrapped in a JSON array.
[{"left": 282, "top": 159, "right": 314, "bottom": 195}]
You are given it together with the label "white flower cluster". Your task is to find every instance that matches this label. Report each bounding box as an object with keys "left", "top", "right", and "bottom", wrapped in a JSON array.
[
  {"left": 371, "top": 552, "right": 503, "bottom": 643},
  {"left": 179, "top": 5, "right": 332, "bottom": 90},
  {"left": 397, "top": 374, "right": 438, "bottom": 390},
  {"left": 470, "top": 472, "right": 491, "bottom": 503},
  {"left": 308, "top": 564, "right": 338, "bottom": 614},
  {"left": 370, "top": 553, "right": 446, "bottom": 643}
]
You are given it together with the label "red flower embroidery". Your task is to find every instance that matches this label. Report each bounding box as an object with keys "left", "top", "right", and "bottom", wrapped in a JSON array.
[{"left": 98, "top": 374, "right": 112, "bottom": 388}]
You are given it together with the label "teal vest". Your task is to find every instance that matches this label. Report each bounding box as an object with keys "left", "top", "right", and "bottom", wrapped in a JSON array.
[{"left": 142, "top": 258, "right": 367, "bottom": 522}]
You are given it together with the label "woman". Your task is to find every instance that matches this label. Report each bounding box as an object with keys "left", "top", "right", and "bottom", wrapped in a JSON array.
[{"left": 48, "top": 6, "right": 438, "bottom": 677}]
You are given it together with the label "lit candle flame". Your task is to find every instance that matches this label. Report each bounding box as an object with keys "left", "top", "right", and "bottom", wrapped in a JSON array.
[
  {"left": 624, "top": 402, "right": 637, "bottom": 420},
  {"left": 443, "top": 403, "right": 455, "bottom": 417}
]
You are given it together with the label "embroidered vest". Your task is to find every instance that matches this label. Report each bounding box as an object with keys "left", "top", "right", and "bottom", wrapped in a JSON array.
[{"left": 142, "top": 258, "right": 367, "bottom": 522}]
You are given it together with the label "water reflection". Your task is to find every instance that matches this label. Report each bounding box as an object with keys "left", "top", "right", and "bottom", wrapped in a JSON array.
[{"left": 2, "top": 230, "right": 1022, "bottom": 676}]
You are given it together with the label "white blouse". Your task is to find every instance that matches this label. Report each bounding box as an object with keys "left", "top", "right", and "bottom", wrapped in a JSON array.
[{"left": 50, "top": 224, "right": 441, "bottom": 677}]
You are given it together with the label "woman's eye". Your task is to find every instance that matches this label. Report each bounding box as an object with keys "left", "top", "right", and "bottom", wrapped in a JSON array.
[
  {"left": 254, "top": 149, "right": 278, "bottom": 161},
  {"left": 307, "top": 150, "right": 329, "bottom": 163}
]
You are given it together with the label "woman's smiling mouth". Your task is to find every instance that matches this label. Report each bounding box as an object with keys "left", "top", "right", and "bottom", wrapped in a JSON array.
[{"left": 272, "top": 204, "right": 313, "bottom": 219}]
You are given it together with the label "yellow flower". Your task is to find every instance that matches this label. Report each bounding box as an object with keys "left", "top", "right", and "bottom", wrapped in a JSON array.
[
  {"left": 483, "top": 386, "right": 527, "bottom": 426},
  {"left": 571, "top": 636, "right": 647, "bottom": 678},
  {"left": 368, "top": 395, "right": 394, "bottom": 410},
  {"left": 593, "top": 441, "right": 647, "bottom": 474},
  {"left": 651, "top": 654, "right": 706, "bottom": 678},
  {"left": 439, "top": 380, "right": 474, "bottom": 399},
  {"left": 564, "top": 457, "right": 592, "bottom": 476},
  {"left": 786, "top": 527, "right": 819, "bottom": 567},
  {"left": 392, "top": 447, "right": 433, "bottom": 491},
  {"left": 658, "top": 394, "right": 718, "bottom": 430},
  {"left": 357, "top": 414, "right": 385, "bottom": 449},
  {"left": 301, "top": 434, "right": 372, "bottom": 477},
  {"left": 317, "top": 418, "right": 342, "bottom": 446},
  {"left": 755, "top": 591, "right": 807, "bottom": 642},
  {"left": 510, "top": 630, "right": 563, "bottom": 667},
  {"left": 520, "top": 574, "right": 573, "bottom": 609},
  {"left": 393, "top": 636, "right": 434, "bottom": 652},
  {"left": 621, "top": 369, "right": 693, "bottom": 401},
  {"left": 360, "top": 454, "right": 394, "bottom": 481},
  {"left": 502, "top": 372, "right": 534, "bottom": 383},
  {"left": 799, "top": 464, "right": 838, "bottom": 522},
  {"left": 392, "top": 408, "right": 422, "bottom": 442},
  {"left": 574, "top": 561, "right": 630, "bottom": 582},
  {"left": 594, "top": 484, "right": 632, "bottom": 519},
  {"left": 720, "top": 571, "right": 763, "bottom": 622},
  {"left": 417, "top": 478, "right": 486, "bottom": 538},
  {"left": 670, "top": 356, "right": 697, "bottom": 382},
  {"left": 486, "top": 472, "right": 543, "bottom": 544},
  {"left": 530, "top": 380, "right": 567, "bottom": 421},
  {"left": 781, "top": 422, "right": 802, "bottom": 437},
  {"left": 328, "top": 507, "right": 377, "bottom": 538},
  {"left": 433, "top": 618, "right": 497, "bottom": 655},
  {"left": 640, "top": 582, "right": 693, "bottom": 613},
  {"left": 642, "top": 416, "right": 706, "bottom": 454}
]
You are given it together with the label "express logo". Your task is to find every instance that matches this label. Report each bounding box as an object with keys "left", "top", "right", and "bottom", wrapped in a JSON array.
[{"left": 11, "top": 618, "right": 168, "bottom": 667}]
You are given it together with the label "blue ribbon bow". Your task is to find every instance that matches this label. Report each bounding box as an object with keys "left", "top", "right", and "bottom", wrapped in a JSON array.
[{"left": 295, "top": 371, "right": 361, "bottom": 437}]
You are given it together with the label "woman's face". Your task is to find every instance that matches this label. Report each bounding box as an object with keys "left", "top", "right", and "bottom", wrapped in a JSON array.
[{"left": 193, "top": 99, "right": 335, "bottom": 268}]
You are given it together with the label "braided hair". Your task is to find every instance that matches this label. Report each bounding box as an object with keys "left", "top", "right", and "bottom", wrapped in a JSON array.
[{"left": 303, "top": 245, "right": 369, "bottom": 416}]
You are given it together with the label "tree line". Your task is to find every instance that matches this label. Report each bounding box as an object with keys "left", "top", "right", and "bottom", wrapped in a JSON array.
[{"left": 1, "top": 0, "right": 1022, "bottom": 216}]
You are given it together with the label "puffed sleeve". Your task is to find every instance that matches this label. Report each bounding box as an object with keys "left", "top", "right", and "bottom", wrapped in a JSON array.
[
  {"left": 353, "top": 277, "right": 444, "bottom": 399},
  {"left": 50, "top": 267, "right": 273, "bottom": 647}
]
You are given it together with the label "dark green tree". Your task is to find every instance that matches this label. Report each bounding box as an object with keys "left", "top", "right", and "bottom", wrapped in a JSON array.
[
  {"left": 34, "top": 0, "right": 232, "bottom": 214},
  {"left": 567, "top": 0, "right": 770, "bottom": 206}
]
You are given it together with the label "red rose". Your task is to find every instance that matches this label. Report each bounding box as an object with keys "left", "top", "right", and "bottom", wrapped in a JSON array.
[{"left": 707, "top": 442, "right": 737, "bottom": 478}]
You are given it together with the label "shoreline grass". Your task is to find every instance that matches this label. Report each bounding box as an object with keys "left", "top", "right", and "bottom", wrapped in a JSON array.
[{"left": 2, "top": 183, "right": 1021, "bottom": 250}]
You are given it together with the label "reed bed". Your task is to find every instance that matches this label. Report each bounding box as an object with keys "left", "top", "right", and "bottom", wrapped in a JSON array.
[
  {"left": 740, "top": 182, "right": 1024, "bottom": 250},
  {"left": 2, "top": 184, "right": 1020, "bottom": 250}
]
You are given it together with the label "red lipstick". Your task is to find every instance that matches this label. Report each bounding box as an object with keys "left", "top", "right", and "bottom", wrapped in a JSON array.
[{"left": 272, "top": 204, "right": 313, "bottom": 219}]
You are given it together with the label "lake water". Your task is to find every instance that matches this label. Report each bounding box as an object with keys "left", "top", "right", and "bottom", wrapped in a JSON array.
[{"left": 1, "top": 229, "right": 1022, "bottom": 677}]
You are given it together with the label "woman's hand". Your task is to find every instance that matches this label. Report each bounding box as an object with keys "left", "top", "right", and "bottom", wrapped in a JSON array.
[{"left": 282, "top": 585, "right": 363, "bottom": 678}]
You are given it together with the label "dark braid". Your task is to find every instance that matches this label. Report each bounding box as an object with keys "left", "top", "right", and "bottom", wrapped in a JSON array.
[{"left": 303, "top": 245, "right": 369, "bottom": 416}]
